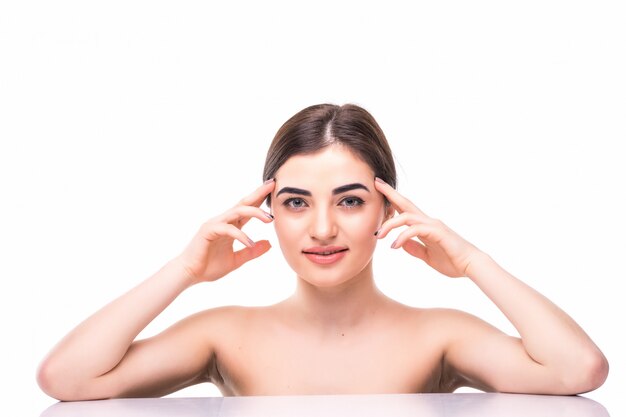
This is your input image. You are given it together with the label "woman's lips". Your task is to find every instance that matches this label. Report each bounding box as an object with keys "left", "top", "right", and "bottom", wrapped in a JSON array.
[{"left": 302, "top": 247, "right": 349, "bottom": 265}]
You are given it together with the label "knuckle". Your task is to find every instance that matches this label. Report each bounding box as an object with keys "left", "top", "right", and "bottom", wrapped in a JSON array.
[
  {"left": 236, "top": 195, "right": 251, "bottom": 206},
  {"left": 405, "top": 212, "right": 419, "bottom": 221},
  {"left": 400, "top": 212, "right": 415, "bottom": 223},
  {"left": 201, "top": 219, "right": 217, "bottom": 232},
  {"left": 432, "top": 218, "right": 444, "bottom": 227}
]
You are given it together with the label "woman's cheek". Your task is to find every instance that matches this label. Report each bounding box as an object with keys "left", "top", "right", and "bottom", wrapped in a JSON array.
[
  {"left": 335, "top": 215, "right": 374, "bottom": 255},
  {"left": 349, "top": 209, "right": 381, "bottom": 236},
  {"left": 273, "top": 214, "right": 302, "bottom": 248},
  {"left": 273, "top": 215, "right": 288, "bottom": 241}
]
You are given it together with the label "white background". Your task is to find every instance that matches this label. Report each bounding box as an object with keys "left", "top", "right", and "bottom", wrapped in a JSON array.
[{"left": 1, "top": 1, "right": 624, "bottom": 415}]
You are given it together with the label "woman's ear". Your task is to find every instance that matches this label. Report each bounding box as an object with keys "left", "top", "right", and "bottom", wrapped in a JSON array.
[{"left": 384, "top": 203, "right": 395, "bottom": 221}]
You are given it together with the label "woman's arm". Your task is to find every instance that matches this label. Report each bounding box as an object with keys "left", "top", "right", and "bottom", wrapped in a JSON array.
[
  {"left": 37, "top": 180, "right": 276, "bottom": 401},
  {"left": 373, "top": 177, "right": 608, "bottom": 394},
  {"left": 37, "top": 259, "right": 203, "bottom": 400},
  {"left": 446, "top": 253, "right": 608, "bottom": 394}
]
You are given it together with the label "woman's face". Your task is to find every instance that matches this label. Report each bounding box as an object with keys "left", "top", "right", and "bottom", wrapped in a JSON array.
[{"left": 270, "top": 145, "right": 392, "bottom": 288}]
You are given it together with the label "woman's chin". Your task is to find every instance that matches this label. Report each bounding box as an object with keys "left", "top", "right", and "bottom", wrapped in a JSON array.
[
  {"left": 304, "top": 277, "right": 349, "bottom": 289},
  {"left": 295, "top": 269, "right": 364, "bottom": 289}
]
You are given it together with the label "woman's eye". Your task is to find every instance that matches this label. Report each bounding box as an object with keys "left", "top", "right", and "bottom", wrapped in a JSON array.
[
  {"left": 341, "top": 197, "right": 364, "bottom": 208},
  {"left": 284, "top": 198, "right": 307, "bottom": 209},
  {"left": 282, "top": 197, "right": 364, "bottom": 210}
]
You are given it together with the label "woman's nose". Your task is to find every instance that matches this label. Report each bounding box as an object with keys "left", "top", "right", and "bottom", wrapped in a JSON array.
[{"left": 309, "top": 208, "right": 338, "bottom": 241}]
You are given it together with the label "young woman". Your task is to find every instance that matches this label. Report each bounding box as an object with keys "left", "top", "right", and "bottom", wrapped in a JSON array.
[{"left": 37, "top": 104, "right": 608, "bottom": 400}]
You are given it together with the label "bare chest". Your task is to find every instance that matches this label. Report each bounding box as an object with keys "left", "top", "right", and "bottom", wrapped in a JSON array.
[{"left": 212, "top": 320, "right": 445, "bottom": 396}]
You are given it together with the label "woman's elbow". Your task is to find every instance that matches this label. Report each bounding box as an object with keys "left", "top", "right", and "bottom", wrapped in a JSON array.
[
  {"left": 37, "top": 359, "right": 67, "bottom": 401},
  {"left": 37, "top": 358, "right": 77, "bottom": 401},
  {"left": 36, "top": 359, "right": 107, "bottom": 402},
  {"left": 562, "top": 349, "right": 609, "bottom": 394}
]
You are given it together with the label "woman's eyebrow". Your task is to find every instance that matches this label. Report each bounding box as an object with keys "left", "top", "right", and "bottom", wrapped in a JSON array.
[
  {"left": 276, "top": 187, "right": 311, "bottom": 197},
  {"left": 276, "top": 183, "right": 370, "bottom": 197},
  {"left": 332, "top": 183, "right": 370, "bottom": 195}
]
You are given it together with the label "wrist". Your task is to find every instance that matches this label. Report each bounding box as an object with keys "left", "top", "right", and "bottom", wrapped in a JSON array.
[
  {"left": 463, "top": 250, "right": 494, "bottom": 278},
  {"left": 168, "top": 256, "right": 199, "bottom": 289}
]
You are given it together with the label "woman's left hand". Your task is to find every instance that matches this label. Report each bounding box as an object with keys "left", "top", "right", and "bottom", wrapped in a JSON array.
[{"left": 374, "top": 177, "right": 482, "bottom": 278}]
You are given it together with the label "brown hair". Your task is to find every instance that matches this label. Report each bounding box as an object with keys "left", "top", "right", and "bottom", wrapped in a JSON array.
[{"left": 263, "top": 103, "right": 397, "bottom": 207}]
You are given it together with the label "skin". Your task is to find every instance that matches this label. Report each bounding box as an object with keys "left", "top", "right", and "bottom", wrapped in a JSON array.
[{"left": 37, "top": 145, "right": 608, "bottom": 400}]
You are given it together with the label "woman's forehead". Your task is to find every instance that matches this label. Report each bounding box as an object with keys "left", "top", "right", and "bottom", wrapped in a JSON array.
[{"left": 276, "top": 146, "right": 374, "bottom": 178}]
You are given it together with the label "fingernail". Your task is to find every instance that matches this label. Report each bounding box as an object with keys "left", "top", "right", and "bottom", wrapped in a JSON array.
[
  {"left": 247, "top": 238, "right": 256, "bottom": 247},
  {"left": 375, "top": 177, "right": 386, "bottom": 184},
  {"left": 264, "top": 178, "right": 275, "bottom": 185},
  {"left": 265, "top": 213, "right": 274, "bottom": 219},
  {"left": 391, "top": 240, "right": 399, "bottom": 249}
]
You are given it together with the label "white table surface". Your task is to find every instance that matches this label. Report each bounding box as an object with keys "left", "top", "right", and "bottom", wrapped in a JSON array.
[{"left": 40, "top": 393, "right": 609, "bottom": 417}]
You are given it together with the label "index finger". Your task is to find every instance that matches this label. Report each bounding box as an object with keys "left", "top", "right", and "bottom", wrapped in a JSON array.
[
  {"left": 374, "top": 177, "right": 425, "bottom": 215},
  {"left": 238, "top": 178, "right": 276, "bottom": 208}
]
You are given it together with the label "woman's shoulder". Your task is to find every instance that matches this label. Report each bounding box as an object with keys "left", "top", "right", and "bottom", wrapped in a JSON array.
[
  {"left": 389, "top": 303, "right": 489, "bottom": 334},
  {"left": 188, "top": 305, "right": 266, "bottom": 324},
  {"left": 183, "top": 304, "right": 280, "bottom": 334}
]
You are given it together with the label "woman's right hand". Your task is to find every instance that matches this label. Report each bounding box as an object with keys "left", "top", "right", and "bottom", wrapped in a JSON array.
[{"left": 176, "top": 179, "right": 276, "bottom": 285}]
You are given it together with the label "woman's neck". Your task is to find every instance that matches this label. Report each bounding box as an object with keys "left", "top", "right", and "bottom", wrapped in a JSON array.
[{"left": 286, "top": 261, "right": 389, "bottom": 332}]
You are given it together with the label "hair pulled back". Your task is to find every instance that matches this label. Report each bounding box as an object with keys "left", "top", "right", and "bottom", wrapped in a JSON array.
[{"left": 263, "top": 103, "right": 397, "bottom": 207}]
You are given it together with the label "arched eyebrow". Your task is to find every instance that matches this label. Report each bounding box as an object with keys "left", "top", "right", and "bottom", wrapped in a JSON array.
[
  {"left": 276, "top": 183, "right": 370, "bottom": 197},
  {"left": 332, "top": 183, "right": 370, "bottom": 195}
]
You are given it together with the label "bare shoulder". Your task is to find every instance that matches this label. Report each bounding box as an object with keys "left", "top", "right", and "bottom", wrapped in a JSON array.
[
  {"left": 385, "top": 302, "right": 488, "bottom": 329},
  {"left": 133, "top": 305, "right": 257, "bottom": 360},
  {"left": 369, "top": 302, "right": 493, "bottom": 350},
  {"left": 411, "top": 307, "right": 501, "bottom": 343},
  {"left": 411, "top": 306, "right": 495, "bottom": 327},
  {"left": 185, "top": 305, "right": 260, "bottom": 334},
  {"left": 393, "top": 306, "right": 502, "bottom": 392},
  {"left": 186, "top": 304, "right": 280, "bottom": 346}
]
